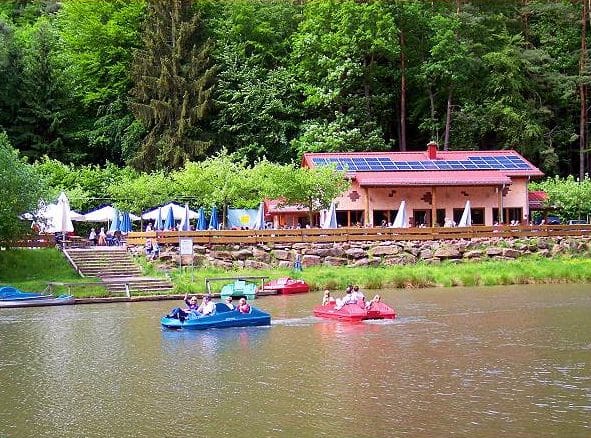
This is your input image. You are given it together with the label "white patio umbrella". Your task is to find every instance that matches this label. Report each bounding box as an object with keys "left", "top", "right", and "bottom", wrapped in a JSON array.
[
  {"left": 391, "top": 200, "right": 409, "bottom": 228},
  {"left": 458, "top": 200, "right": 472, "bottom": 227},
  {"left": 46, "top": 192, "right": 75, "bottom": 234},
  {"left": 321, "top": 201, "right": 337, "bottom": 229},
  {"left": 252, "top": 201, "right": 266, "bottom": 230}
]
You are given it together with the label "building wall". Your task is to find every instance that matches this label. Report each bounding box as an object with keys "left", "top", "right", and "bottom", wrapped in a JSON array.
[{"left": 333, "top": 177, "right": 530, "bottom": 226}]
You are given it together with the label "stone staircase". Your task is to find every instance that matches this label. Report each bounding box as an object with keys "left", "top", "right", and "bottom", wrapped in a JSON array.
[{"left": 64, "top": 247, "right": 174, "bottom": 296}]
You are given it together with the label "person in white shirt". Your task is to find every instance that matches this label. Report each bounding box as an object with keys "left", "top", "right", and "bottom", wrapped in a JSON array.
[
  {"left": 196, "top": 294, "right": 215, "bottom": 316},
  {"left": 351, "top": 285, "right": 365, "bottom": 303},
  {"left": 335, "top": 286, "right": 354, "bottom": 310}
]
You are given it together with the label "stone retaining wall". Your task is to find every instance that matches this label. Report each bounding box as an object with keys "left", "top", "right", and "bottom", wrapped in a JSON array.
[{"left": 130, "top": 236, "right": 591, "bottom": 269}]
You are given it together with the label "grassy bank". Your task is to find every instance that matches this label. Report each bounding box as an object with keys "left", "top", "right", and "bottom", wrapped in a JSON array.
[
  {"left": 170, "top": 255, "right": 591, "bottom": 293},
  {"left": 2, "top": 248, "right": 591, "bottom": 298},
  {"left": 0, "top": 248, "right": 108, "bottom": 297}
]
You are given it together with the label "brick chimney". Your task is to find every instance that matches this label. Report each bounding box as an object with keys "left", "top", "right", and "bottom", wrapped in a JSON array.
[{"left": 427, "top": 141, "right": 438, "bottom": 159}]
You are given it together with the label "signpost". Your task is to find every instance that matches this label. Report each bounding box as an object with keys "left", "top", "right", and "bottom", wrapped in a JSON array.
[{"left": 179, "top": 238, "right": 194, "bottom": 279}]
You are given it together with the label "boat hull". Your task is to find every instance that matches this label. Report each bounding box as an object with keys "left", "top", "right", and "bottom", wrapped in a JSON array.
[
  {"left": 161, "top": 303, "right": 271, "bottom": 330},
  {"left": 0, "top": 286, "right": 74, "bottom": 308},
  {"left": 259, "top": 278, "right": 310, "bottom": 295},
  {"left": 313, "top": 301, "right": 396, "bottom": 322}
]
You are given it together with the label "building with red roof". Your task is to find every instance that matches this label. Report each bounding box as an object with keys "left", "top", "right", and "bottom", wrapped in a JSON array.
[{"left": 292, "top": 142, "right": 544, "bottom": 227}]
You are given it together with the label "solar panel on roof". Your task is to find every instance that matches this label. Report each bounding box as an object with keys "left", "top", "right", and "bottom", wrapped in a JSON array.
[{"left": 311, "top": 154, "right": 534, "bottom": 172}]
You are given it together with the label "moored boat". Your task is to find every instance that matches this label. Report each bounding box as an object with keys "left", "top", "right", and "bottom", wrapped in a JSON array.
[
  {"left": 161, "top": 302, "right": 271, "bottom": 330},
  {"left": 258, "top": 277, "right": 310, "bottom": 295},
  {"left": 0, "top": 286, "right": 75, "bottom": 308},
  {"left": 313, "top": 300, "right": 396, "bottom": 322},
  {"left": 220, "top": 279, "right": 257, "bottom": 301}
]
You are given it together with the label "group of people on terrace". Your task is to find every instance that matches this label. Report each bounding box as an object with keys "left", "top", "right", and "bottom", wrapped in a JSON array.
[
  {"left": 322, "top": 285, "right": 381, "bottom": 310},
  {"left": 166, "top": 293, "right": 251, "bottom": 321}
]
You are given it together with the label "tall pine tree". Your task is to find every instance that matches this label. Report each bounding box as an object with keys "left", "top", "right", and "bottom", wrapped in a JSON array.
[{"left": 130, "top": 0, "right": 216, "bottom": 171}]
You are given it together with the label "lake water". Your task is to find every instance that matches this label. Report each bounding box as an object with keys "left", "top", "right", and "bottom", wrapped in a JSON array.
[{"left": 0, "top": 284, "right": 589, "bottom": 437}]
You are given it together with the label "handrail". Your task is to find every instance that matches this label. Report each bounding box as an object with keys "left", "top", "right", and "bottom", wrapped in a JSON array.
[{"left": 123, "top": 224, "right": 591, "bottom": 246}]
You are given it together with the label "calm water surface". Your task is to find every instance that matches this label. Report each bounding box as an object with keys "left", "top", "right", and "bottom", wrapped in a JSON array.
[{"left": 0, "top": 284, "right": 589, "bottom": 437}]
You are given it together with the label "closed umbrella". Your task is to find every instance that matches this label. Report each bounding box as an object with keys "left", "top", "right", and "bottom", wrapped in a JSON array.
[
  {"left": 321, "top": 202, "right": 337, "bottom": 229},
  {"left": 120, "top": 212, "right": 133, "bottom": 233},
  {"left": 391, "top": 200, "right": 409, "bottom": 228},
  {"left": 253, "top": 201, "right": 265, "bottom": 230},
  {"left": 197, "top": 207, "right": 207, "bottom": 231},
  {"left": 208, "top": 206, "right": 219, "bottom": 230},
  {"left": 179, "top": 203, "right": 191, "bottom": 231},
  {"left": 164, "top": 206, "right": 175, "bottom": 230},
  {"left": 154, "top": 207, "right": 163, "bottom": 231},
  {"left": 108, "top": 208, "right": 121, "bottom": 233},
  {"left": 48, "top": 192, "right": 75, "bottom": 236},
  {"left": 458, "top": 200, "right": 472, "bottom": 227}
]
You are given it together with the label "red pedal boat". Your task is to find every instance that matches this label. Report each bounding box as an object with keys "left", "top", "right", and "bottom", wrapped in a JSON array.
[
  {"left": 313, "top": 300, "right": 396, "bottom": 322},
  {"left": 259, "top": 277, "right": 310, "bottom": 295}
]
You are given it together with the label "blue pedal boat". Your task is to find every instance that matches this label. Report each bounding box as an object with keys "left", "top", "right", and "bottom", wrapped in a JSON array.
[
  {"left": 161, "top": 302, "right": 271, "bottom": 330},
  {"left": 0, "top": 286, "right": 74, "bottom": 308}
]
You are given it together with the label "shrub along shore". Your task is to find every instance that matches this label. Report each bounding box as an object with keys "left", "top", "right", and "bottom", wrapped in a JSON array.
[{"left": 2, "top": 249, "right": 591, "bottom": 298}]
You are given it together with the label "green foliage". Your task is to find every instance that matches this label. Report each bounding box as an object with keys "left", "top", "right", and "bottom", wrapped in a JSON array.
[
  {"left": 531, "top": 175, "right": 591, "bottom": 221},
  {"left": 0, "top": 132, "right": 45, "bottom": 242},
  {"left": 129, "top": 0, "right": 216, "bottom": 171}
]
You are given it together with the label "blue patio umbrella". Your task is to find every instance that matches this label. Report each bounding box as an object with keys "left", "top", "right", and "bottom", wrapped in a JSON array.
[
  {"left": 179, "top": 203, "right": 191, "bottom": 231},
  {"left": 208, "top": 206, "right": 219, "bottom": 230},
  {"left": 151, "top": 207, "right": 163, "bottom": 231},
  {"left": 164, "top": 206, "right": 175, "bottom": 230},
  {"left": 120, "top": 212, "right": 133, "bottom": 233},
  {"left": 197, "top": 207, "right": 207, "bottom": 231},
  {"left": 108, "top": 208, "right": 121, "bottom": 233}
]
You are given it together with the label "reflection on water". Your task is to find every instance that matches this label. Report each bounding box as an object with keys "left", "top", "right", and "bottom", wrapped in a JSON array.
[{"left": 0, "top": 285, "right": 590, "bottom": 437}]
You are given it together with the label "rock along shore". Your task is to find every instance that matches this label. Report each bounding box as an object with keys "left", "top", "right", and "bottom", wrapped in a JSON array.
[{"left": 129, "top": 235, "right": 591, "bottom": 270}]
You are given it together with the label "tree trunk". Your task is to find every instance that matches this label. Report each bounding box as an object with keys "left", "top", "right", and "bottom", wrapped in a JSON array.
[
  {"left": 443, "top": 87, "right": 453, "bottom": 151},
  {"left": 399, "top": 30, "right": 407, "bottom": 152},
  {"left": 580, "top": 0, "right": 588, "bottom": 180}
]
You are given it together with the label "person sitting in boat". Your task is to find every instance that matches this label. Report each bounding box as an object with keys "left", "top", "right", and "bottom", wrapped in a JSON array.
[
  {"left": 351, "top": 285, "right": 365, "bottom": 303},
  {"left": 196, "top": 294, "right": 216, "bottom": 316},
  {"left": 224, "top": 296, "right": 235, "bottom": 310},
  {"left": 322, "top": 290, "right": 336, "bottom": 306},
  {"left": 237, "top": 297, "right": 251, "bottom": 313},
  {"left": 166, "top": 294, "right": 199, "bottom": 321},
  {"left": 335, "top": 286, "right": 354, "bottom": 310},
  {"left": 366, "top": 294, "right": 381, "bottom": 309}
]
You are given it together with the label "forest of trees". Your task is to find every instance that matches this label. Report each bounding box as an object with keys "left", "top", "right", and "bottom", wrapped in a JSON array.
[{"left": 0, "top": 0, "right": 589, "bottom": 178}]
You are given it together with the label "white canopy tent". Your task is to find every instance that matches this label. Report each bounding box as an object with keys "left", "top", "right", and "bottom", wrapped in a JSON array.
[
  {"left": 142, "top": 203, "right": 199, "bottom": 221},
  {"left": 81, "top": 205, "right": 140, "bottom": 222}
]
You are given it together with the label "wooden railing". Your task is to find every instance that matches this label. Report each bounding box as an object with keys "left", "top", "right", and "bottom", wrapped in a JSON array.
[{"left": 124, "top": 224, "right": 591, "bottom": 246}]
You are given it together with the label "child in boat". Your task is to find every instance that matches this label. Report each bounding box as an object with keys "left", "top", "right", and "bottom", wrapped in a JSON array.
[
  {"left": 366, "top": 294, "right": 381, "bottom": 309},
  {"left": 237, "top": 297, "right": 251, "bottom": 313},
  {"left": 322, "top": 290, "right": 336, "bottom": 306}
]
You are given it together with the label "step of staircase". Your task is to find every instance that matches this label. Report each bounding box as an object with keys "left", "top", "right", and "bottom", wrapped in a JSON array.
[
  {"left": 101, "top": 276, "right": 175, "bottom": 296},
  {"left": 63, "top": 248, "right": 174, "bottom": 296}
]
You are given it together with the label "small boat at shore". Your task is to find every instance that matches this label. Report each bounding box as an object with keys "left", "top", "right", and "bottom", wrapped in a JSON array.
[
  {"left": 161, "top": 302, "right": 271, "bottom": 330},
  {"left": 0, "top": 286, "right": 75, "bottom": 308},
  {"left": 258, "top": 277, "right": 310, "bottom": 295},
  {"left": 220, "top": 279, "right": 257, "bottom": 301},
  {"left": 313, "top": 300, "right": 396, "bottom": 322}
]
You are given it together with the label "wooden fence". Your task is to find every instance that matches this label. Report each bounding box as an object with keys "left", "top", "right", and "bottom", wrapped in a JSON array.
[{"left": 124, "top": 224, "right": 591, "bottom": 247}]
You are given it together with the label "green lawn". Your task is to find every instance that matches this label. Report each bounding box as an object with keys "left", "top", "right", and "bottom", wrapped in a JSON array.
[{"left": 0, "top": 248, "right": 108, "bottom": 297}]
